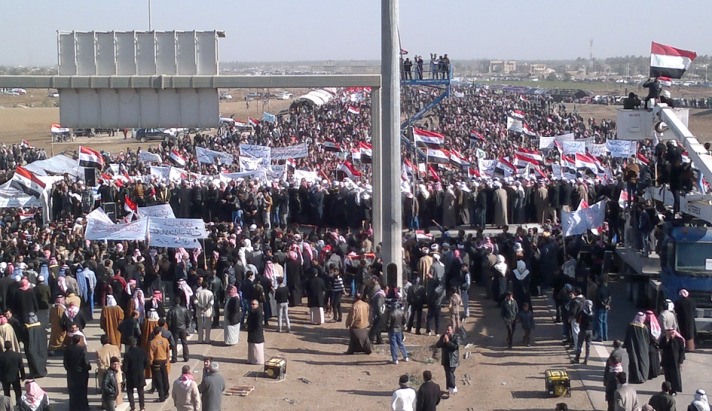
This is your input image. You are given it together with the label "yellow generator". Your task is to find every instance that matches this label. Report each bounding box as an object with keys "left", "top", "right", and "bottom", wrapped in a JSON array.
[{"left": 544, "top": 369, "right": 570, "bottom": 397}]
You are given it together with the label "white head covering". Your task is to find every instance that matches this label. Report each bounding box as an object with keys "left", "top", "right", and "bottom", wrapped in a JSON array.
[
  {"left": 513, "top": 260, "right": 529, "bottom": 280},
  {"left": 692, "top": 389, "right": 710, "bottom": 411}
]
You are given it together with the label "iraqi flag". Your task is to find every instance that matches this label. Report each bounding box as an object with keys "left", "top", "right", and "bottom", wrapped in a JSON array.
[
  {"left": 338, "top": 161, "right": 361, "bottom": 180},
  {"left": 51, "top": 123, "right": 70, "bottom": 133},
  {"left": 414, "top": 128, "right": 445, "bottom": 147},
  {"left": 449, "top": 150, "right": 470, "bottom": 169},
  {"left": 496, "top": 157, "right": 517, "bottom": 176},
  {"left": 522, "top": 123, "right": 537, "bottom": 137},
  {"left": 470, "top": 129, "right": 485, "bottom": 141},
  {"left": 658, "top": 76, "right": 672, "bottom": 87},
  {"left": 636, "top": 153, "right": 650, "bottom": 165},
  {"left": 426, "top": 148, "right": 449, "bottom": 164},
  {"left": 575, "top": 153, "right": 599, "bottom": 172},
  {"left": 124, "top": 195, "right": 138, "bottom": 214},
  {"left": 650, "top": 42, "right": 697, "bottom": 79},
  {"left": 323, "top": 140, "right": 341, "bottom": 152},
  {"left": 78, "top": 146, "right": 104, "bottom": 169},
  {"left": 170, "top": 150, "right": 186, "bottom": 166},
  {"left": 20, "top": 140, "right": 31, "bottom": 149},
  {"left": 428, "top": 164, "right": 440, "bottom": 182},
  {"left": 514, "top": 153, "right": 539, "bottom": 168},
  {"left": 403, "top": 158, "right": 418, "bottom": 176},
  {"left": 11, "top": 166, "right": 46, "bottom": 198},
  {"left": 347, "top": 106, "right": 360, "bottom": 115},
  {"left": 511, "top": 110, "right": 525, "bottom": 120},
  {"left": 515, "top": 146, "right": 543, "bottom": 163},
  {"left": 248, "top": 118, "right": 260, "bottom": 127},
  {"left": 562, "top": 155, "right": 576, "bottom": 170},
  {"left": 359, "top": 142, "right": 372, "bottom": 163},
  {"left": 468, "top": 167, "right": 480, "bottom": 178}
]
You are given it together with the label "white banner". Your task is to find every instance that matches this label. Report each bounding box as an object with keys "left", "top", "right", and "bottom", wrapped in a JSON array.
[
  {"left": 148, "top": 218, "right": 207, "bottom": 249},
  {"left": 589, "top": 143, "right": 609, "bottom": 157},
  {"left": 271, "top": 143, "right": 309, "bottom": 160},
  {"left": 561, "top": 200, "right": 606, "bottom": 237},
  {"left": 539, "top": 136, "right": 556, "bottom": 150},
  {"left": 293, "top": 169, "right": 319, "bottom": 183},
  {"left": 196, "top": 147, "right": 234, "bottom": 165},
  {"left": 269, "top": 165, "right": 286, "bottom": 181},
  {"left": 150, "top": 166, "right": 171, "bottom": 181},
  {"left": 240, "top": 144, "right": 271, "bottom": 167},
  {"left": 239, "top": 156, "right": 262, "bottom": 172},
  {"left": 556, "top": 133, "right": 575, "bottom": 143},
  {"left": 138, "top": 151, "right": 162, "bottom": 164},
  {"left": 551, "top": 164, "right": 563, "bottom": 179},
  {"left": 562, "top": 141, "right": 586, "bottom": 155},
  {"left": 85, "top": 218, "right": 148, "bottom": 241},
  {"left": 478, "top": 158, "right": 496, "bottom": 177},
  {"left": 507, "top": 116, "right": 523, "bottom": 132},
  {"left": 138, "top": 204, "right": 175, "bottom": 219},
  {"left": 606, "top": 140, "right": 637, "bottom": 158}
]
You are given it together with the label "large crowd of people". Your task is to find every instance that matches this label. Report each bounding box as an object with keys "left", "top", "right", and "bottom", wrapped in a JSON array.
[{"left": 0, "top": 70, "right": 707, "bottom": 410}]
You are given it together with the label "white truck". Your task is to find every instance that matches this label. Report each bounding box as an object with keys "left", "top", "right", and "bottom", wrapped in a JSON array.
[{"left": 616, "top": 104, "right": 712, "bottom": 334}]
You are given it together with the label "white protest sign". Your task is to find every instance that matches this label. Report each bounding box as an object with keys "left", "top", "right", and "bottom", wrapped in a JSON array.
[
  {"left": 293, "top": 169, "right": 319, "bottom": 183},
  {"left": 271, "top": 143, "right": 309, "bottom": 160},
  {"left": 539, "top": 136, "right": 556, "bottom": 150},
  {"left": 555, "top": 133, "right": 575, "bottom": 143},
  {"left": 240, "top": 144, "right": 271, "bottom": 167},
  {"left": 148, "top": 218, "right": 207, "bottom": 249},
  {"left": 563, "top": 141, "right": 586, "bottom": 155},
  {"left": 196, "top": 147, "right": 234, "bottom": 165},
  {"left": 606, "top": 140, "right": 637, "bottom": 158},
  {"left": 551, "top": 164, "right": 563, "bottom": 178},
  {"left": 478, "top": 158, "right": 496, "bottom": 177},
  {"left": 589, "top": 143, "right": 609, "bottom": 157},
  {"left": 138, "top": 151, "right": 162, "bottom": 164},
  {"left": 138, "top": 204, "right": 175, "bottom": 219},
  {"left": 150, "top": 166, "right": 171, "bottom": 181},
  {"left": 85, "top": 218, "right": 148, "bottom": 241},
  {"left": 239, "top": 156, "right": 262, "bottom": 172},
  {"left": 507, "top": 116, "right": 523, "bottom": 132}
]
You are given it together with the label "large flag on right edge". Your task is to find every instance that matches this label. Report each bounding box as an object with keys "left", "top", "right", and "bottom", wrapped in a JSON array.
[{"left": 650, "top": 42, "right": 697, "bottom": 79}]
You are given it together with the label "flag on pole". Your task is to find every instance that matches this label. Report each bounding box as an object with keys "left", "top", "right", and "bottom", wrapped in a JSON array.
[
  {"left": 449, "top": 150, "right": 470, "bottom": 169},
  {"left": 323, "top": 140, "right": 341, "bottom": 152},
  {"left": 496, "top": 157, "right": 517, "bottom": 176},
  {"left": 20, "top": 140, "right": 31, "bottom": 149},
  {"left": 78, "top": 146, "right": 105, "bottom": 168},
  {"left": 248, "top": 118, "right": 260, "bottom": 127},
  {"left": 468, "top": 167, "right": 480, "bottom": 178},
  {"left": 515, "top": 146, "right": 543, "bottom": 162},
  {"left": 262, "top": 112, "right": 276, "bottom": 123},
  {"left": 650, "top": 42, "right": 697, "bottom": 79},
  {"left": 514, "top": 153, "right": 539, "bottom": 168},
  {"left": 522, "top": 123, "right": 537, "bottom": 137},
  {"left": 338, "top": 161, "right": 361, "bottom": 179},
  {"left": 428, "top": 164, "right": 440, "bottom": 181},
  {"left": 636, "top": 153, "right": 650, "bottom": 165},
  {"left": 51, "top": 123, "right": 70, "bottom": 133},
  {"left": 347, "top": 106, "right": 360, "bottom": 115},
  {"left": 414, "top": 128, "right": 445, "bottom": 147},
  {"left": 470, "top": 129, "right": 485, "bottom": 141},
  {"left": 511, "top": 110, "right": 525, "bottom": 120},
  {"left": 124, "top": 195, "right": 138, "bottom": 214},
  {"left": 10, "top": 166, "right": 46, "bottom": 198},
  {"left": 170, "top": 150, "right": 186, "bottom": 166},
  {"left": 426, "top": 148, "right": 450, "bottom": 164},
  {"left": 561, "top": 200, "right": 606, "bottom": 237},
  {"left": 359, "top": 142, "right": 372, "bottom": 163},
  {"left": 658, "top": 76, "right": 672, "bottom": 87}
]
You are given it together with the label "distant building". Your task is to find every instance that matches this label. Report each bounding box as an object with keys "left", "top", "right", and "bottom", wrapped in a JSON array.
[
  {"left": 529, "top": 64, "right": 548, "bottom": 75},
  {"left": 488, "top": 60, "right": 517, "bottom": 75}
]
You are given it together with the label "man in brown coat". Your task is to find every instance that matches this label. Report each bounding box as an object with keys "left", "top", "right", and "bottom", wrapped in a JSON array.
[
  {"left": 345, "top": 293, "right": 372, "bottom": 355},
  {"left": 148, "top": 327, "right": 170, "bottom": 402}
]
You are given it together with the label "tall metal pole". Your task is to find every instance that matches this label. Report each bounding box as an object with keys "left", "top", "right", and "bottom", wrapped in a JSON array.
[
  {"left": 371, "top": 87, "right": 383, "bottom": 247},
  {"left": 148, "top": 0, "right": 153, "bottom": 31},
  {"left": 381, "top": 0, "right": 402, "bottom": 287}
]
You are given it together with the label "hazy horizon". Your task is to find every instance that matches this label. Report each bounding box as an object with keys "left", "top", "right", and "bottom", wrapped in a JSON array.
[{"left": 1, "top": 0, "right": 711, "bottom": 67}]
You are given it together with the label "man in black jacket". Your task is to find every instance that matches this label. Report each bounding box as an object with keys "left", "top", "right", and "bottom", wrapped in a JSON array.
[
  {"left": 118, "top": 310, "right": 142, "bottom": 353},
  {"left": 416, "top": 370, "right": 440, "bottom": 411},
  {"left": 63, "top": 334, "right": 91, "bottom": 410},
  {"left": 101, "top": 356, "right": 120, "bottom": 411},
  {"left": 436, "top": 325, "right": 460, "bottom": 395},
  {"left": 167, "top": 296, "right": 191, "bottom": 362},
  {"left": 123, "top": 337, "right": 149, "bottom": 411},
  {"left": 0, "top": 341, "right": 25, "bottom": 407}
]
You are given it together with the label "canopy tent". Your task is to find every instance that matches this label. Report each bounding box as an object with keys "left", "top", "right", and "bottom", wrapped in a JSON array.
[{"left": 24, "top": 154, "right": 80, "bottom": 178}]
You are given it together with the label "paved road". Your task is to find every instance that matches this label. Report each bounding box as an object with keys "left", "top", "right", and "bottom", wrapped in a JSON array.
[{"left": 561, "top": 278, "right": 712, "bottom": 411}]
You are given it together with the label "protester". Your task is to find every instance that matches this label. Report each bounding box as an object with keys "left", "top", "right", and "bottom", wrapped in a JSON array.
[
  {"left": 224, "top": 285, "right": 241, "bottom": 345},
  {"left": 436, "top": 324, "right": 460, "bottom": 395},
  {"left": 386, "top": 301, "right": 408, "bottom": 364},
  {"left": 625, "top": 312, "right": 650, "bottom": 384},
  {"left": 615, "top": 372, "right": 640, "bottom": 411},
  {"left": 148, "top": 326, "right": 171, "bottom": 402},
  {"left": 63, "top": 334, "right": 91, "bottom": 411},
  {"left": 345, "top": 292, "right": 372, "bottom": 355},
  {"left": 18, "top": 380, "right": 50, "bottom": 411},
  {"left": 199, "top": 361, "right": 225, "bottom": 411},
  {"left": 659, "top": 327, "right": 685, "bottom": 394},
  {"left": 123, "top": 337, "right": 149, "bottom": 411},
  {"left": 501, "top": 291, "right": 518, "bottom": 349},
  {"left": 416, "top": 370, "right": 440, "bottom": 411},
  {"left": 675, "top": 289, "right": 697, "bottom": 351},
  {"left": 167, "top": 295, "right": 191, "bottom": 362},
  {"left": 648, "top": 381, "right": 676, "bottom": 411},
  {"left": 172, "top": 365, "right": 201, "bottom": 411},
  {"left": 391, "top": 374, "right": 417, "bottom": 411},
  {"left": 246, "top": 299, "right": 265, "bottom": 365},
  {"left": 100, "top": 356, "right": 121, "bottom": 411},
  {"left": 518, "top": 301, "right": 535, "bottom": 347},
  {"left": 688, "top": 389, "right": 709, "bottom": 411},
  {"left": 0, "top": 341, "right": 24, "bottom": 408}
]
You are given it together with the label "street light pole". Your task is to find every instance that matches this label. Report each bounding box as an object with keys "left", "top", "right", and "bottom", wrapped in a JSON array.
[{"left": 148, "top": 0, "right": 153, "bottom": 31}]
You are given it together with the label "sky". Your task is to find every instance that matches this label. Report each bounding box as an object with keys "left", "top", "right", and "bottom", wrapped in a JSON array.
[{"left": 1, "top": 0, "right": 711, "bottom": 66}]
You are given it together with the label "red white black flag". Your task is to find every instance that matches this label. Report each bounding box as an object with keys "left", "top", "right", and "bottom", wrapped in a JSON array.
[
  {"left": 11, "top": 166, "right": 46, "bottom": 198},
  {"left": 650, "top": 42, "right": 697, "bottom": 79},
  {"left": 78, "top": 146, "right": 105, "bottom": 169}
]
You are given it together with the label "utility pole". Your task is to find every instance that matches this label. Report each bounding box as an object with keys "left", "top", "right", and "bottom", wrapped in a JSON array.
[
  {"left": 380, "top": 0, "right": 403, "bottom": 288},
  {"left": 148, "top": 0, "right": 153, "bottom": 31}
]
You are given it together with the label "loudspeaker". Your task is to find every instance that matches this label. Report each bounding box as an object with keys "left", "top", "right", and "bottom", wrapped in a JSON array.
[
  {"left": 84, "top": 168, "right": 97, "bottom": 187},
  {"left": 103, "top": 202, "right": 118, "bottom": 223}
]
